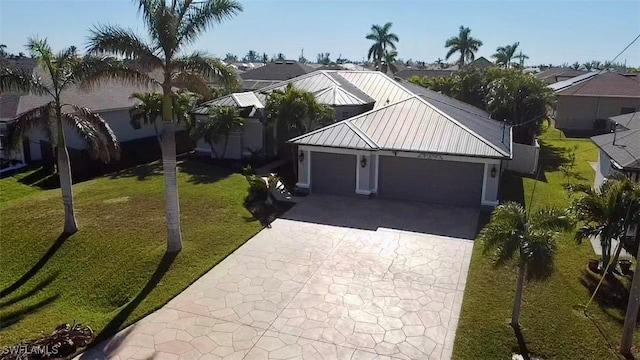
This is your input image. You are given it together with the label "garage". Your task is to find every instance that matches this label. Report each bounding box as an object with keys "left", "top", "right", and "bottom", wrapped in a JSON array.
[
  {"left": 311, "top": 152, "right": 356, "bottom": 195},
  {"left": 378, "top": 156, "right": 484, "bottom": 207}
]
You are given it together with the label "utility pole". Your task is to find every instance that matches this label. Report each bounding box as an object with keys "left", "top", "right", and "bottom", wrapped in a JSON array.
[{"left": 620, "top": 224, "right": 640, "bottom": 355}]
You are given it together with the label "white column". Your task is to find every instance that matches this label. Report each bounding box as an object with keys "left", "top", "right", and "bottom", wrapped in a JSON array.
[
  {"left": 356, "top": 153, "right": 372, "bottom": 195},
  {"left": 296, "top": 149, "right": 311, "bottom": 189}
]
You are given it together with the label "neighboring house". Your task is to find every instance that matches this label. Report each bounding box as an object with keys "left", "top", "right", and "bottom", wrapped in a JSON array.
[
  {"left": 550, "top": 72, "right": 640, "bottom": 131},
  {"left": 239, "top": 60, "right": 316, "bottom": 81},
  {"left": 591, "top": 111, "right": 640, "bottom": 188},
  {"left": 0, "top": 65, "right": 162, "bottom": 164},
  {"left": 193, "top": 70, "right": 512, "bottom": 208},
  {"left": 394, "top": 69, "right": 456, "bottom": 80},
  {"left": 240, "top": 79, "right": 282, "bottom": 91},
  {"left": 467, "top": 56, "right": 493, "bottom": 69},
  {"left": 536, "top": 67, "right": 588, "bottom": 84}
]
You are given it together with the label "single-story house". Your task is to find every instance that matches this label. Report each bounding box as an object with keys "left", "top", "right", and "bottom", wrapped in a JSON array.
[
  {"left": 0, "top": 63, "right": 163, "bottom": 164},
  {"left": 394, "top": 69, "right": 456, "bottom": 81},
  {"left": 550, "top": 72, "right": 640, "bottom": 131},
  {"left": 591, "top": 111, "right": 640, "bottom": 188},
  {"left": 536, "top": 67, "right": 588, "bottom": 84},
  {"left": 193, "top": 69, "right": 512, "bottom": 208}
]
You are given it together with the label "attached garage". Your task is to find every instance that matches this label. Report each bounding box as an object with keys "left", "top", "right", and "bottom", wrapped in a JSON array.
[
  {"left": 311, "top": 152, "right": 356, "bottom": 195},
  {"left": 378, "top": 156, "right": 484, "bottom": 207}
]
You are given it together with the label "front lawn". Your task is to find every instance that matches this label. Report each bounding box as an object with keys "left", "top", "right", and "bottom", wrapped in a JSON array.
[
  {"left": 453, "top": 123, "right": 639, "bottom": 359},
  {"left": 0, "top": 160, "right": 263, "bottom": 346}
]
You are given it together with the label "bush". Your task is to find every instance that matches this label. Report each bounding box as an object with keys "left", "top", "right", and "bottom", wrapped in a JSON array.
[{"left": 1, "top": 322, "right": 94, "bottom": 360}]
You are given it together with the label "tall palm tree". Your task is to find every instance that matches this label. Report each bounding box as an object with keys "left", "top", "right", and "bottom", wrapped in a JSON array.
[
  {"left": 514, "top": 51, "right": 529, "bottom": 68},
  {"left": 480, "top": 202, "right": 572, "bottom": 328},
  {"left": 445, "top": 26, "right": 483, "bottom": 67},
  {"left": 261, "top": 53, "right": 269, "bottom": 64},
  {"left": 87, "top": 0, "right": 242, "bottom": 253},
  {"left": 381, "top": 50, "right": 399, "bottom": 75},
  {"left": 191, "top": 106, "right": 244, "bottom": 159},
  {"left": 0, "top": 38, "right": 137, "bottom": 233},
  {"left": 129, "top": 91, "right": 199, "bottom": 144},
  {"left": 493, "top": 42, "right": 520, "bottom": 69},
  {"left": 572, "top": 177, "right": 640, "bottom": 272},
  {"left": 365, "top": 22, "right": 399, "bottom": 71}
]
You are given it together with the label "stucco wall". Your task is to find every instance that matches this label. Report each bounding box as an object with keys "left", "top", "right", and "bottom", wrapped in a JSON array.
[
  {"left": 483, "top": 162, "right": 501, "bottom": 205},
  {"left": 555, "top": 96, "right": 640, "bottom": 130},
  {"left": 195, "top": 117, "right": 264, "bottom": 160}
]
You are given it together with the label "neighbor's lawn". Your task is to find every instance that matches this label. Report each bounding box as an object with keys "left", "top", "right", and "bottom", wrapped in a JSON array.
[
  {"left": 0, "top": 160, "right": 262, "bottom": 346},
  {"left": 453, "top": 124, "right": 639, "bottom": 359}
]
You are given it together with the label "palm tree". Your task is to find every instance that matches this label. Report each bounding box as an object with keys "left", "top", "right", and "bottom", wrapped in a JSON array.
[
  {"left": 365, "top": 22, "right": 399, "bottom": 71},
  {"left": 191, "top": 106, "right": 244, "bottom": 159},
  {"left": 224, "top": 53, "right": 237, "bottom": 62},
  {"left": 0, "top": 44, "right": 7, "bottom": 58},
  {"left": 244, "top": 50, "right": 258, "bottom": 62},
  {"left": 381, "top": 50, "right": 399, "bottom": 75},
  {"left": 445, "top": 26, "right": 483, "bottom": 67},
  {"left": 87, "top": 0, "right": 242, "bottom": 253},
  {"left": 493, "top": 42, "right": 520, "bottom": 69},
  {"left": 0, "top": 38, "right": 135, "bottom": 233},
  {"left": 572, "top": 178, "right": 640, "bottom": 272},
  {"left": 129, "top": 91, "right": 199, "bottom": 144},
  {"left": 514, "top": 51, "right": 529, "bottom": 68},
  {"left": 261, "top": 53, "right": 269, "bottom": 63},
  {"left": 480, "top": 202, "right": 572, "bottom": 328},
  {"left": 265, "top": 83, "right": 334, "bottom": 150}
]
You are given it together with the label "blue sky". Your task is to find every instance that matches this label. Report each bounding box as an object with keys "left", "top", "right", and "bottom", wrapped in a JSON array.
[{"left": 1, "top": 0, "right": 639, "bottom": 66}]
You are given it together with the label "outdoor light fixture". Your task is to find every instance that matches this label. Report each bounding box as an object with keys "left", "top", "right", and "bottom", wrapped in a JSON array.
[
  {"left": 360, "top": 155, "right": 367, "bottom": 168},
  {"left": 490, "top": 165, "right": 497, "bottom": 178},
  {"left": 298, "top": 151, "right": 304, "bottom": 163}
]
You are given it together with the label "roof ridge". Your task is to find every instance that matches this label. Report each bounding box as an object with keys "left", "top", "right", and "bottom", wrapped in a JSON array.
[
  {"left": 413, "top": 95, "right": 510, "bottom": 157},
  {"left": 287, "top": 119, "right": 353, "bottom": 143},
  {"left": 344, "top": 121, "right": 379, "bottom": 149}
]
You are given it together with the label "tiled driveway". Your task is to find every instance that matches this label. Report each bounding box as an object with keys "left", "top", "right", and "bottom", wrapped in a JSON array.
[{"left": 81, "top": 196, "right": 478, "bottom": 360}]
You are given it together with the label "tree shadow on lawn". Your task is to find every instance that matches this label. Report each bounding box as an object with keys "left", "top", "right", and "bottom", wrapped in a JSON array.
[
  {"left": 16, "top": 166, "right": 60, "bottom": 190},
  {"left": 177, "top": 159, "right": 234, "bottom": 185},
  {"left": 580, "top": 269, "right": 638, "bottom": 325},
  {"left": 0, "top": 272, "right": 59, "bottom": 308},
  {"left": 108, "top": 161, "right": 164, "bottom": 182},
  {"left": 93, "top": 251, "right": 177, "bottom": 345},
  {"left": 0, "top": 294, "right": 60, "bottom": 330},
  {"left": 0, "top": 233, "right": 71, "bottom": 298}
]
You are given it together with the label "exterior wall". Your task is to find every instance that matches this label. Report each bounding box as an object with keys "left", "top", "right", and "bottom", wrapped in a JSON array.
[
  {"left": 555, "top": 96, "right": 640, "bottom": 130},
  {"left": 195, "top": 117, "right": 264, "bottom": 160},
  {"left": 334, "top": 105, "right": 369, "bottom": 121},
  {"left": 297, "top": 145, "right": 504, "bottom": 207},
  {"left": 594, "top": 149, "right": 620, "bottom": 188},
  {"left": 482, "top": 162, "right": 501, "bottom": 206},
  {"left": 504, "top": 140, "right": 539, "bottom": 174}
]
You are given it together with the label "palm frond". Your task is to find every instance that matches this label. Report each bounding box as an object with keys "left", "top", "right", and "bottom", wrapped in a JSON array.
[
  {"left": 87, "top": 25, "right": 162, "bottom": 67},
  {"left": 523, "top": 230, "right": 556, "bottom": 280},
  {"left": 63, "top": 104, "right": 120, "bottom": 162},
  {"left": 178, "top": 0, "right": 243, "bottom": 46},
  {"left": 7, "top": 103, "right": 55, "bottom": 150},
  {"left": 173, "top": 53, "right": 238, "bottom": 90},
  {"left": 0, "top": 67, "right": 51, "bottom": 96},
  {"left": 73, "top": 55, "right": 155, "bottom": 91}
]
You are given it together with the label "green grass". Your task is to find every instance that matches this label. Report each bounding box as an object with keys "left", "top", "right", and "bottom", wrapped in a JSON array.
[
  {"left": 453, "top": 123, "right": 639, "bottom": 359},
  {"left": 0, "top": 160, "right": 262, "bottom": 346},
  {"left": 0, "top": 165, "right": 58, "bottom": 204}
]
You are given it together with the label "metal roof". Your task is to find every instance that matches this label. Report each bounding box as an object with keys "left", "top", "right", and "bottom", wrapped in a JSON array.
[
  {"left": 336, "top": 71, "right": 414, "bottom": 109},
  {"left": 193, "top": 92, "right": 263, "bottom": 115},
  {"left": 312, "top": 86, "right": 370, "bottom": 106},
  {"left": 290, "top": 96, "right": 511, "bottom": 159},
  {"left": 553, "top": 72, "right": 640, "bottom": 97},
  {"left": 592, "top": 130, "right": 640, "bottom": 170}
]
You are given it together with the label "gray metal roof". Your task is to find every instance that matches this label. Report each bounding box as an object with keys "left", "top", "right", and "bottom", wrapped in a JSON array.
[
  {"left": 290, "top": 96, "right": 511, "bottom": 159},
  {"left": 241, "top": 79, "right": 282, "bottom": 91},
  {"left": 336, "top": 71, "right": 414, "bottom": 109},
  {"left": 193, "top": 92, "right": 263, "bottom": 115},
  {"left": 609, "top": 112, "right": 640, "bottom": 130},
  {"left": 592, "top": 130, "right": 640, "bottom": 169},
  {"left": 312, "top": 86, "right": 370, "bottom": 106}
]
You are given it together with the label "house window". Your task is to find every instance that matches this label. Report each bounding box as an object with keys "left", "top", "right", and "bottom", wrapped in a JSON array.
[{"left": 620, "top": 107, "right": 636, "bottom": 115}]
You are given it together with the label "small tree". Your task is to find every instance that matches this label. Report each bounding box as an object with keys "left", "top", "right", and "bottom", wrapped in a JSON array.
[
  {"left": 381, "top": 50, "right": 399, "bottom": 75},
  {"left": 265, "top": 83, "right": 334, "bottom": 149},
  {"left": 572, "top": 177, "right": 640, "bottom": 272},
  {"left": 191, "top": 106, "right": 244, "bottom": 159},
  {"left": 480, "top": 202, "right": 572, "bottom": 328}
]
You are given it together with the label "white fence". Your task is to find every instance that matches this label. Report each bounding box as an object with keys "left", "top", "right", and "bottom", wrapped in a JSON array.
[{"left": 505, "top": 139, "right": 540, "bottom": 175}]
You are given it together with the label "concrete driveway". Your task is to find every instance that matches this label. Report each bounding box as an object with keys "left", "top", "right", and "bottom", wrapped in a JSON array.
[{"left": 82, "top": 195, "right": 478, "bottom": 360}]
